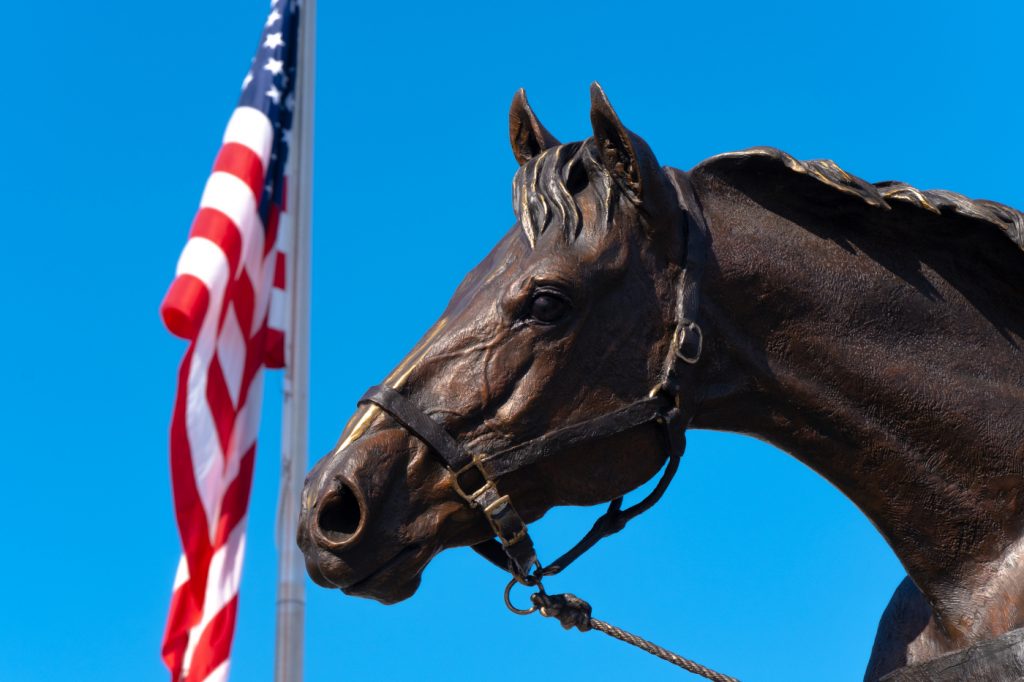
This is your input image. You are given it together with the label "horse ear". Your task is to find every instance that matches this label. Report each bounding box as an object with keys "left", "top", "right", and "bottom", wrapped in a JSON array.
[
  {"left": 590, "top": 83, "right": 681, "bottom": 255},
  {"left": 590, "top": 82, "right": 652, "bottom": 201},
  {"left": 509, "top": 88, "right": 560, "bottom": 166}
]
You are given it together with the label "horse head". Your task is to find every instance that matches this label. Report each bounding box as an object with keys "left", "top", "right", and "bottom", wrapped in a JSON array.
[{"left": 297, "top": 84, "right": 701, "bottom": 603}]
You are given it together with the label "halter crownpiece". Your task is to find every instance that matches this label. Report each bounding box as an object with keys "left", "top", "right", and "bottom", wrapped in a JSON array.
[{"left": 357, "top": 168, "right": 709, "bottom": 582}]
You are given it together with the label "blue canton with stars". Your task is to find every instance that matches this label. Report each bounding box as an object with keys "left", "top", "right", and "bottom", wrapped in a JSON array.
[{"left": 239, "top": 0, "right": 301, "bottom": 225}]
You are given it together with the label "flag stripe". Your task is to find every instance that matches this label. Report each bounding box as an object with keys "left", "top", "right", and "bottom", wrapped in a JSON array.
[
  {"left": 170, "top": 346, "right": 213, "bottom": 590},
  {"left": 183, "top": 595, "right": 238, "bottom": 682},
  {"left": 273, "top": 252, "right": 286, "bottom": 288},
  {"left": 162, "top": 275, "right": 211, "bottom": 341},
  {"left": 199, "top": 172, "right": 264, "bottom": 279},
  {"left": 222, "top": 105, "right": 275, "bottom": 167},
  {"left": 190, "top": 209, "right": 243, "bottom": 277},
  {"left": 213, "top": 143, "right": 266, "bottom": 203}
]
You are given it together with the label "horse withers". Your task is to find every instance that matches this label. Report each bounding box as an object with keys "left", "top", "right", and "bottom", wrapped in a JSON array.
[{"left": 298, "top": 84, "right": 1024, "bottom": 681}]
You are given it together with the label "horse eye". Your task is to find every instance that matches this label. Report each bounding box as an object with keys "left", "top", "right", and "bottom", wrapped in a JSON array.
[{"left": 529, "top": 293, "right": 569, "bottom": 323}]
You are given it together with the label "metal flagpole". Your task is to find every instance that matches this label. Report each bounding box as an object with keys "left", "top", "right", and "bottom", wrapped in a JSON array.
[{"left": 275, "top": 0, "right": 315, "bottom": 680}]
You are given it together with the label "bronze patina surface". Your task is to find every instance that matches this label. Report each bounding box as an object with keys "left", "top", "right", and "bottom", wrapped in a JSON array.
[{"left": 298, "top": 85, "right": 1024, "bottom": 681}]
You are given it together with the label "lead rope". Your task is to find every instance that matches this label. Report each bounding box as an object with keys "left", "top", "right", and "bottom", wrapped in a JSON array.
[{"left": 505, "top": 578, "right": 741, "bottom": 682}]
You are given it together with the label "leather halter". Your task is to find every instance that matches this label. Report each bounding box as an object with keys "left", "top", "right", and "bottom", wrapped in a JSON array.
[{"left": 358, "top": 169, "right": 708, "bottom": 582}]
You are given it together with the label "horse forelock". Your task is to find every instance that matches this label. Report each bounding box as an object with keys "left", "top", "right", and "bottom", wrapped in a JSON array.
[{"left": 512, "top": 139, "right": 618, "bottom": 249}]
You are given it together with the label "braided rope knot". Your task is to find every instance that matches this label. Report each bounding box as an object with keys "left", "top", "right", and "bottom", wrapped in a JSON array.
[
  {"left": 531, "top": 592, "right": 593, "bottom": 632},
  {"left": 524, "top": 588, "right": 741, "bottom": 682}
]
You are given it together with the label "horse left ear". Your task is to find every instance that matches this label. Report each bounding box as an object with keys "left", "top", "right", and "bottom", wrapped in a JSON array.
[
  {"left": 510, "top": 88, "right": 560, "bottom": 166},
  {"left": 589, "top": 82, "right": 662, "bottom": 204}
]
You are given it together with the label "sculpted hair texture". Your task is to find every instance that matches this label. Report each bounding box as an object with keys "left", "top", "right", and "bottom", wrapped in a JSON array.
[
  {"left": 697, "top": 147, "right": 1024, "bottom": 253},
  {"left": 512, "top": 139, "right": 618, "bottom": 247}
]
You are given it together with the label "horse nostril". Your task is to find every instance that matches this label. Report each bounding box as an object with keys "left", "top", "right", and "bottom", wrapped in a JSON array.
[{"left": 315, "top": 482, "right": 363, "bottom": 546}]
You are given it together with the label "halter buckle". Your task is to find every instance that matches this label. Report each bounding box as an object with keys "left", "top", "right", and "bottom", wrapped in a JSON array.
[
  {"left": 484, "top": 494, "right": 529, "bottom": 547},
  {"left": 452, "top": 454, "right": 495, "bottom": 506}
]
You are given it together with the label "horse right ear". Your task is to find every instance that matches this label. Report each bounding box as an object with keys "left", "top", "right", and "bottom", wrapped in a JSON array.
[{"left": 509, "top": 89, "right": 560, "bottom": 165}]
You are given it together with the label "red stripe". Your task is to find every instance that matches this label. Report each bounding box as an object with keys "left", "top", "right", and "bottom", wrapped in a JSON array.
[
  {"left": 183, "top": 596, "right": 239, "bottom": 682},
  {"left": 163, "top": 346, "right": 214, "bottom": 680},
  {"left": 213, "top": 142, "right": 265, "bottom": 202},
  {"left": 190, "top": 208, "right": 243, "bottom": 277},
  {"left": 273, "top": 251, "right": 286, "bottom": 289},
  {"left": 162, "top": 579, "right": 200, "bottom": 679},
  {"left": 169, "top": 346, "right": 213, "bottom": 595},
  {"left": 264, "top": 327, "right": 285, "bottom": 369},
  {"left": 161, "top": 275, "right": 210, "bottom": 340},
  {"left": 205, "top": 356, "right": 238, "bottom": 451},
  {"left": 229, "top": 273, "right": 255, "bottom": 346},
  {"left": 243, "top": 325, "right": 268, "bottom": 399},
  {"left": 213, "top": 446, "right": 256, "bottom": 548},
  {"left": 264, "top": 202, "right": 281, "bottom": 257}
]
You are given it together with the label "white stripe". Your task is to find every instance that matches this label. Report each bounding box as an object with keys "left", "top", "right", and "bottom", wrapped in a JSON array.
[
  {"left": 186, "top": 304, "right": 264, "bottom": 536},
  {"left": 199, "top": 520, "right": 247, "bottom": 634},
  {"left": 178, "top": 326, "right": 263, "bottom": 672},
  {"left": 199, "top": 171, "right": 266, "bottom": 282},
  {"left": 249, "top": 244, "right": 276, "bottom": 336},
  {"left": 202, "top": 660, "right": 230, "bottom": 682},
  {"left": 216, "top": 306, "right": 247, "bottom": 407},
  {"left": 222, "top": 105, "right": 274, "bottom": 168},
  {"left": 175, "top": 237, "right": 230, "bottom": 302},
  {"left": 180, "top": 519, "right": 247, "bottom": 676},
  {"left": 233, "top": 362, "right": 265, "bottom": 460},
  {"left": 184, "top": 173, "right": 271, "bottom": 531},
  {"left": 268, "top": 283, "right": 288, "bottom": 332},
  {"left": 185, "top": 358, "right": 226, "bottom": 531},
  {"left": 182, "top": 248, "right": 232, "bottom": 532},
  {"left": 172, "top": 554, "right": 190, "bottom": 590},
  {"left": 275, "top": 205, "right": 293, "bottom": 257},
  {"left": 260, "top": 199, "right": 291, "bottom": 336}
]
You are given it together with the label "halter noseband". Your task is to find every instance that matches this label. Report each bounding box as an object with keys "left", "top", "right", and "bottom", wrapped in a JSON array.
[{"left": 358, "top": 169, "right": 708, "bottom": 583}]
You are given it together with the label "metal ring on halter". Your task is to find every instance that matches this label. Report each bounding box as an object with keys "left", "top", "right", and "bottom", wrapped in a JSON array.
[
  {"left": 504, "top": 577, "right": 541, "bottom": 615},
  {"left": 675, "top": 320, "right": 703, "bottom": 364}
]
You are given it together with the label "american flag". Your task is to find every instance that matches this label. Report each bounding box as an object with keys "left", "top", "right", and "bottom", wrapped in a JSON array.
[{"left": 159, "top": 1, "right": 302, "bottom": 680}]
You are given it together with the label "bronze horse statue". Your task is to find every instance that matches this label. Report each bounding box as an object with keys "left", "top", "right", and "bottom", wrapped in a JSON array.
[{"left": 298, "top": 84, "right": 1024, "bottom": 680}]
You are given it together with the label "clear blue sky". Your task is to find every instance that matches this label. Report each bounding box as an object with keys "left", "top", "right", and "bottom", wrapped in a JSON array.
[{"left": 4, "top": 1, "right": 1023, "bottom": 680}]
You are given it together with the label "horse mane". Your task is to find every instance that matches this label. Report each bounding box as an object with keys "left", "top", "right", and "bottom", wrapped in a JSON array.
[{"left": 692, "top": 146, "right": 1024, "bottom": 254}]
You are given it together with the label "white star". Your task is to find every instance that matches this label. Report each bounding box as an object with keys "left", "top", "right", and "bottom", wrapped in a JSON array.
[
  {"left": 284, "top": 92, "right": 295, "bottom": 111},
  {"left": 264, "top": 32, "right": 284, "bottom": 49},
  {"left": 266, "top": 85, "right": 282, "bottom": 104},
  {"left": 265, "top": 9, "right": 281, "bottom": 26},
  {"left": 264, "top": 57, "right": 284, "bottom": 75},
  {"left": 241, "top": 72, "right": 253, "bottom": 90},
  {"left": 282, "top": 128, "right": 292, "bottom": 145}
]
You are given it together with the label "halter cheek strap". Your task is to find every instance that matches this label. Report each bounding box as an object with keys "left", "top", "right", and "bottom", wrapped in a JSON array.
[
  {"left": 358, "top": 384, "right": 689, "bottom": 577},
  {"left": 358, "top": 168, "right": 708, "bottom": 581}
]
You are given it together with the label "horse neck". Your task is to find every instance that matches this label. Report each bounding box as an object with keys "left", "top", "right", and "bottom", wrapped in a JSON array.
[{"left": 685, "top": 170, "right": 1024, "bottom": 636}]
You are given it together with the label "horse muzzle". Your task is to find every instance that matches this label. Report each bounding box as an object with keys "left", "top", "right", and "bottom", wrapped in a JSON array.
[{"left": 296, "top": 427, "right": 444, "bottom": 604}]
